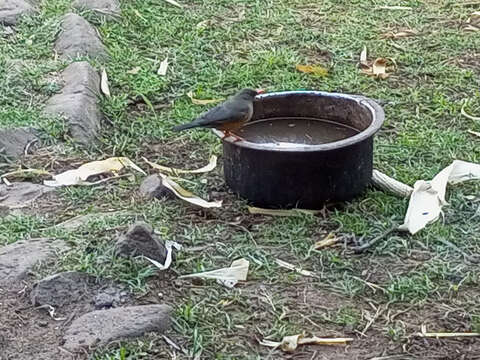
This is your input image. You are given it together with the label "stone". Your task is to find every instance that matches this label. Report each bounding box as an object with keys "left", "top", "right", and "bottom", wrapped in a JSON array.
[
  {"left": 0, "top": 239, "right": 68, "bottom": 289},
  {"left": 0, "top": 0, "right": 35, "bottom": 25},
  {"left": 72, "top": 0, "right": 121, "bottom": 19},
  {"left": 43, "top": 61, "right": 102, "bottom": 145},
  {"left": 115, "top": 222, "right": 168, "bottom": 264},
  {"left": 93, "top": 286, "right": 128, "bottom": 309},
  {"left": 30, "top": 271, "right": 96, "bottom": 307},
  {"left": 139, "top": 174, "right": 174, "bottom": 200},
  {"left": 0, "top": 128, "right": 38, "bottom": 160},
  {"left": 55, "top": 13, "right": 108, "bottom": 60},
  {"left": 0, "top": 182, "right": 55, "bottom": 210},
  {"left": 62, "top": 304, "right": 172, "bottom": 351}
]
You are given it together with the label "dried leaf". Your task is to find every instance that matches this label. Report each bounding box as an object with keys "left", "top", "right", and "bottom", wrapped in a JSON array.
[
  {"left": 275, "top": 259, "right": 318, "bottom": 278},
  {"left": 127, "top": 67, "right": 141, "bottom": 74},
  {"left": 157, "top": 57, "right": 168, "bottom": 76},
  {"left": 468, "top": 130, "right": 480, "bottom": 137},
  {"left": 248, "top": 206, "right": 320, "bottom": 216},
  {"left": 359, "top": 46, "right": 368, "bottom": 67},
  {"left": 260, "top": 334, "right": 353, "bottom": 352},
  {"left": 295, "top": 64, "right": 328, "bottom": 77},
  {"left": 159, "top": 173, "right": 222, "bottom": 208},
  {"left": 164, "top": 0, "right": 183, "bottom": 8},
  {"left": 44, "top": 157, "right": 146, "bottom": 187},
  {"left": 417, "top": 324, "right": 480, "bottom": 338},
  {"left": 100, "top": 68, "right": 111, "bottom": 97},
  {"left": 314, "top": 233, "right": 340, "bottom": 249},
  {"left": 399, "top": 160, "right": 480, "bottom": 234},
  {"left": 187, "top": 91, "right": 224, "bottom": 105},
  {"left": 361, "top": 57, "right": 394, "bottom": 79},
  {"left": 143, "top": 155, "right": 217, "bottom": 175},
  {"left": 145, "top": 240, "right": 182, "bottom": 270},
  {"left": 1, "top": 168, "right": 52, "bottom": 181},
  {"left": 381, "top": 29, "right": 417, "bottom": 39},
  {"left": 180, "top": 258, "right": 249, "bottom": 288},
  {"left": 372, "top": 169, "right": 413, "bottom": 198}
]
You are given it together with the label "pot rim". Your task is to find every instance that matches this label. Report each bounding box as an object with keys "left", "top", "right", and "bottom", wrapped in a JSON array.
[{"left": 212, "top": 90, "right": 384, "bottom": 152}]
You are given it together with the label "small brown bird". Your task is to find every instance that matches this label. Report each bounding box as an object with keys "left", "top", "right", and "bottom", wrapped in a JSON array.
[{"left": 173, "top": 88, "right": 264, "bottom": 141}]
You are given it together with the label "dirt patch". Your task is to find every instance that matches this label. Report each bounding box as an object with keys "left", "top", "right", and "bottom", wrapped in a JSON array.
[{"left": 455, "top": 53, "right": 480, "bottom": 74}]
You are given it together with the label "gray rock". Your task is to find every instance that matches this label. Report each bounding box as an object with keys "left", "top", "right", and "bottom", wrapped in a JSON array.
[
  {"left": 72, "top": 0, "right": 121, "bottom": 19},
  {"left": 62, "top": 304, "right": 172, "bottom": 351},
  {"left": 115, "top": 222, "right": 167, "bottom": 264},
  {"left": 30, "top": 271, "right": 96, "bottom": 307},
  {"left": 55, "top": 13, "right": 108, "bottom": 60},
  {"left": 93, "top": 286, "right": 128, "bottom": 309},
  {"left": 0, "top": 0, "right": 35, "bottom": 25},
  {"left": 139, "top": 174, "right": 174, "bottom": 200},
  {"left": 0, "top": 128, "right": 38, "bottom": 160},
  {"left": 44, "top": 61, "right": 102, "bottom": 145},
  {"left": 0, "top": 238, "right": 68, "bottom": 289},
  {"left": 0, "top": 182, "right": 55, "bottom": 210}
]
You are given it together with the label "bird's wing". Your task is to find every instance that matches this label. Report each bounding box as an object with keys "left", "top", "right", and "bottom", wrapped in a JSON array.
[{"left": 193, "top": 101, "right": 250, "bottom": 128}]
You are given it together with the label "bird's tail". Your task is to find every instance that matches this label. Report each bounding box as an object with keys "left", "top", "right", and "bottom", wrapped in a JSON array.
[{"left": 173, "top": 123, "right": 197, "bottom": 132}]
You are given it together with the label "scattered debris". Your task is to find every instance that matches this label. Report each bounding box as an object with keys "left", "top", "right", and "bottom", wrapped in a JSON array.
[
  {"left": 62, "top": 304, "right": 172, "bottom": 351},
  {"left": 464, "top": 11, "right": 480, "bottom": 32},
  {"left": 295, "top": 64, "right": 328, "bottom": 77},
  {"left": 127, "top": 66, "right": 141, "bottom": 74},
  {"left": 260, "top": 334, "right": 353, "bottom": 352},
  {"left": 381, "top": 29, "right": 417, "bottom": 39},
  {"left": 399, "top": 160, "right": 480, "bottom": 234},
  {"left": 461, "top": 101, "right": 480, "bottom": 121},
  {"left": 44, "top": 157, "right": 145, "bottom": 187},
  {"left": 371, "top": 169, "right": 413, "bottom": 198},
  {"left": 248, "top": 206, "right": 319, "bottom": 216},
  {"left": 314, "top": 233, "right": 341, "bottom": 249},
  {"left": 187, "top": 91, "right": 224, "bottom": 105},
  {"left": 100, "top": 68, "right": 111, "bottom": 97},
  {"left": 416, "top": 324, "right": 480, "bottom": 338},
  {"left": 180, "top": 258, "right": 249, "bottom": 288},
  {"left": 163, "top": 0, "right": 183, "bottom": 8},
  {"left": 359, "top": 47, "right": 395, "bottom": 79},
  {"left": 145, "top": 240, "right": 182, "bottom": 271},
  {"left": 275, "top": 259, "right": 318, "bottom": 278},
  {"left": 139, "top": 174, "right": 174, "bottom": 200},
  {"left": 1, "top": 168, "right": 51, "bottom": 182},
  {"left": 159, "top": 173, "right": 222, "bottom": 208},
  {"left": 144, "top": 155, "right": 217, "bottom": 175},
  {"left": 115, "top": 222, "right": 168, "bottom": 264},
  {"left": 157, "top": 57, "right": 169, "bottom": 76},
  {"left": 468, "top": 130, "right": 480, "bottom": 137}
]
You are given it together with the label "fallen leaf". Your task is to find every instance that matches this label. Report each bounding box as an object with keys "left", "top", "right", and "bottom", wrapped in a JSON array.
[
  {"left": 127, "top": 67, "right": 141, "bottom": 74},
  {"left": 179, "top": 258, "right": 249, "bottom": 288},
  {"left": 468, "top": 130, "right": 480, "bottom": 137},
  {"left": 157, "top": 57, "right": 169, "bottom": 76},
  {"left": 248, "top": 206, "right": 320, "bottom": 216},
  {"left": 143, "top": 155, "right": 217, "bottom": 175},
  {"left": 361, "top": 57, "right": 394, "bottom": 79},
  {"left": 399, "top": 160, "right": 480, "bottom": 234},
  {"left": 187, "top": 91, "right": 224, "bottom": 105},
  {"left": 417, "top": 324, "right": 480, "bottom": 338},
  {"left": 381, "top": 29, "right": 417, "bottom": 39},
  {"left": 145, "top": 240, "right": 182, "bottom": 270},
  {"left": 164, "top": 0, "right": 183, "bottom": 8},
  {"left": 295, "top": 64, "right": 328, "bottom": 77},
  {"left": 100, "top": 68, "right": 111, "bottom": 97},
  {"left": 314, "top": 233, "right": 341, "bottom": 249},
  {"left": 158, "top": 173, "right": 222, "bottom": 208},
  {"left": 260, "top": 334, "right": 353, "bottom": 352},
  {"left": 275, "top": 259, "right": 318, "bottom": 278},
  {"left": 44, "top": 157, "right": 146, "bottom": 187},
  {"left": 359, "top": 45, "right": 368, "bottom": 67}
]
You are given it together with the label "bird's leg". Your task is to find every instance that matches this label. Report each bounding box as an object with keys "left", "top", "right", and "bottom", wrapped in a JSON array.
[
  {"left": 231, "top": 133, "right": 245, "bottom": 142},
  {"left": 221, "top": 130, "right": 244, "bottom": 142},
  {"left": 221, "top": 130, "right": 231, "bottom": 140}
]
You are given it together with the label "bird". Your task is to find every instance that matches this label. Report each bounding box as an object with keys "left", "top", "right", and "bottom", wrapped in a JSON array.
[{"left": 173, "top": 88, "right": 264, "bottom": 141}]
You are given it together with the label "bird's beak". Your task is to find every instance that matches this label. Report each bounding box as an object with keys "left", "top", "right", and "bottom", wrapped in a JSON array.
[{"left": 256, "top": 89, "right": 265, "bottom": 94}]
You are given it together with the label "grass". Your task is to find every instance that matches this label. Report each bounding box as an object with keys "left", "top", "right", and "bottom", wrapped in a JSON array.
[{"left": 1, "top": 0, "right": 480, "bottom": 358}]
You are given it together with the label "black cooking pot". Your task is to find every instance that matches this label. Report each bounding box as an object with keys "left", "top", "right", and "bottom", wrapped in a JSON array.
[{"left": 213, "top": 91, "right": 384, "bottom": 209}]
